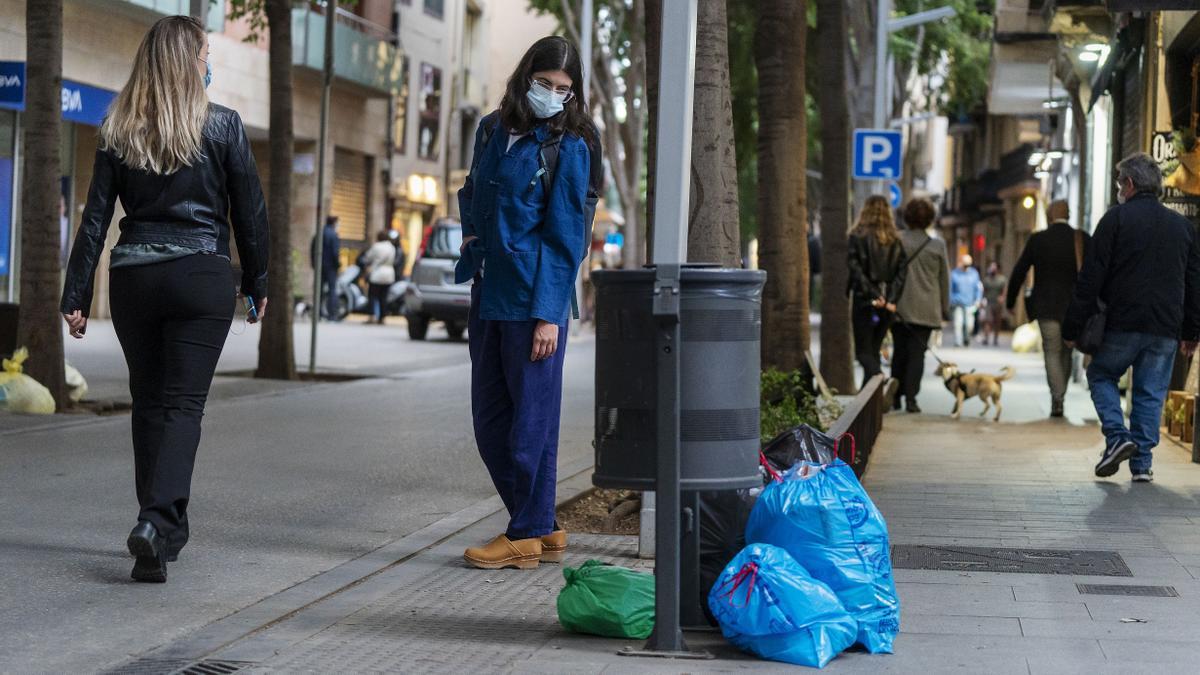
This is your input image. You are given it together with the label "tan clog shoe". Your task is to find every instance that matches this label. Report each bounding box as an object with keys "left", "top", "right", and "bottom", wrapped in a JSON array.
[
  {"left": 540, "top": 529, "right": 568, "bottom": 563},
  {"left": 463, "top": 535, "right": 542, "bottom": 570}
]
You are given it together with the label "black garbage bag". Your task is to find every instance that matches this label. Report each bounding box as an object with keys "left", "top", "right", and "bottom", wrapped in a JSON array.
[
  {"left": 698, "top": 488, "right": 758, "bottom": 625},
  {"left": 697, "top": 424, "right": 840, "bottom": 625},
  {"left": 762, "top": 424, "right": 838, "bottom": 473}
]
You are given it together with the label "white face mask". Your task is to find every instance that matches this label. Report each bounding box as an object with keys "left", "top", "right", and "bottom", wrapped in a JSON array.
[{"left": 526, "top": 79, "right": 568, "bottom": 119}]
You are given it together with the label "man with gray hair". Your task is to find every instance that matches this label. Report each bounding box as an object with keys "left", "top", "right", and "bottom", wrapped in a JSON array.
[{"left": 1065, "top": 153, "right": 1200, "bottom": 481}]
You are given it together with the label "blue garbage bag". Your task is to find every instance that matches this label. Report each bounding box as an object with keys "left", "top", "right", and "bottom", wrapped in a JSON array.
[
  {"left": 708, "top": 543, "right": 857, "bottom": 668},
  {"left": 746, "top": 459, "right": 899, "bottom": 653}
]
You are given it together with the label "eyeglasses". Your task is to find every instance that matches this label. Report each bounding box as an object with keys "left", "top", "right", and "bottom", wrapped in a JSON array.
[{"left": 531, "top": 78, "right": 574, "bottom": 102}]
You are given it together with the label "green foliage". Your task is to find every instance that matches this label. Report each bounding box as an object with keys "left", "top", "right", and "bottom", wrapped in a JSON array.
[
  {"left": 892, "top": 0, "right": 994, "bottom": 118},
  {"left": 227, "top": 0, "right": 357, "bottom": 43},
  {"left": 727, "top": 0, "right": 758, "bottom": 241},
  {"left": 761, "top": 368, "right": 823, "bottom": 443}
]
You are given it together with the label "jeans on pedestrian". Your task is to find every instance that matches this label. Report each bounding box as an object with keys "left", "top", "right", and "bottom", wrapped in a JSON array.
[
  {"left": 1038, "top": 319, "right": 1073, "bottom": 404},
  {"left": 852, "top": 297, "right": 894, "bottom": 388},
  {"left": 110, "top": 254, "right": 234, "bottom": 553},
  {"left": 891, "top": 322, "right": 933, "bottom": 403},
  {"left": 952, "top": 305, "right": 976, "bottom": 347},
  {"left": 322, "top": 270, "right": 339, "bottom": 320},
  {"left": 368, "top": 283, "right": 389, "bottom": 322},
  {"left": 1086, "top": 331, "right": 1178, "bottom": 473},
  {"left": 468, "top": 279, "right": 567, "bottom": 539}
]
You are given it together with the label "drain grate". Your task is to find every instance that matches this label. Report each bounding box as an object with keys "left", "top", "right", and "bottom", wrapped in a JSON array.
[
  {"left": 100, "top": 659, "right": 253, "bottom": 675},
  {"left": 1077, "top": 584, "right": 1179, "bottom": 597},
  {"left": 891, "top": 545, "right": 1133, "bottom": 576}
]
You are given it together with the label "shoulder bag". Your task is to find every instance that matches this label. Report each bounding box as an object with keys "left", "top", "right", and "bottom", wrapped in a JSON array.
[{"left": 1074, "top": 221, "right": 1107, "bottom": 355}]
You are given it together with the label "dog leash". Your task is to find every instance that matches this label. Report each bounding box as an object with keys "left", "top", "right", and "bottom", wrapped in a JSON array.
[{"left": 891, "top": 310, "right": 950, "bottom": 366}]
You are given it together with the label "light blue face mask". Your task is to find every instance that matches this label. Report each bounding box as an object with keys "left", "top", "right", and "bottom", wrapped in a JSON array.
[
  {"left": 203, "top": 60, "right": 212, "bottom": 89},
  {"left": 526, "top": 80, "right": 567, "bottom": 119}
]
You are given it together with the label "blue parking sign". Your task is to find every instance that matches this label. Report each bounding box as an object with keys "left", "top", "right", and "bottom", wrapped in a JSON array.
[
  {"left": 888, "top": 183, "right": 902, "bottom": 208},
  {"left": 853, "top": 129, "right": 903, "bottom": 180}
]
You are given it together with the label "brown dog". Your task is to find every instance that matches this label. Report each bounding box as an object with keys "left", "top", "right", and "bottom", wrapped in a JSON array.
[{"left": 934, "top": 362, "right": 1015, "bottom": 421}]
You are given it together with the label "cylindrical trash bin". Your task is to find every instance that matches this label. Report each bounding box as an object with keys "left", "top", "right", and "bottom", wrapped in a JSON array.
[{"left": 593, "top": 266, "right": 766, "bottom": 491}]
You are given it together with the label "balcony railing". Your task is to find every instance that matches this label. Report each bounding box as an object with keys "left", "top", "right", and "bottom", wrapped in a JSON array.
[
  {"left": 292, "top": 5, "right": 400, "bottom": 96},
  {"left": 108, "top": 0, "right": 226, "bottom": 32}
]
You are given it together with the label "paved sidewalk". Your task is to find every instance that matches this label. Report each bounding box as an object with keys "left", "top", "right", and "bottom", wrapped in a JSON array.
[{"left": 94, "top": 344, "right": 1200, "bottom": 674}]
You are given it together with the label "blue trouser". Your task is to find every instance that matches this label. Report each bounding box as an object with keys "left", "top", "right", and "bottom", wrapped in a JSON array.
[
  {"left": 322, "top": 269, "right": 339, "bottom": 319},
  {"left": 468, "top": 280, "right": 568, "bottom": 539},
  {"left": 1087, "top": 331, "right": 1178, "bottom": 473}
]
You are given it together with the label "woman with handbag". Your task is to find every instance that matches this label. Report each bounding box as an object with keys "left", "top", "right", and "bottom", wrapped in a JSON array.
[
  {"left": 848, "top": 196, "right": 907, "bottom": 390},
  {"left": 891, "top": 198, "right": 949, "bottom": 413},
  {"left": 60, "top": 16, "right": 269, "bottom": 582}
]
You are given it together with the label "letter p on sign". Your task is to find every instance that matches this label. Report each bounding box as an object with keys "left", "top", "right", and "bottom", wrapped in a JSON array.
[{"left": 853, "top": 129, "right": 903, "bottom": 181}]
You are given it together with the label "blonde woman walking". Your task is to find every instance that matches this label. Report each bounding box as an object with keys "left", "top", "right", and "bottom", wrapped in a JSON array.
[{"left": 61, "top": 16, "right": 268, "bottom": 583}]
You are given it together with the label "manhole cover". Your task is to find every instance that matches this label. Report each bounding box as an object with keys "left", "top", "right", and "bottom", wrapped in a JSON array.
[
  {"left": 1077, "top": 584, "right": 1179, "bottom": 597},
  {"left": 891, "top": 545, "right": 1132, "bottom": 576}
]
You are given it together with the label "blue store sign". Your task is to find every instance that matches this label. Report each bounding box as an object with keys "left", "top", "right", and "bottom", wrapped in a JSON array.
[{"left": 0, "top": 61, "right": 117, "bottom": 127}]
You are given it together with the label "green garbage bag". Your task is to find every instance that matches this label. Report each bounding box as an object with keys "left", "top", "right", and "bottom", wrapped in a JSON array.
[{"left": 556, "top": 559, "right": 655, "bottom": 639}]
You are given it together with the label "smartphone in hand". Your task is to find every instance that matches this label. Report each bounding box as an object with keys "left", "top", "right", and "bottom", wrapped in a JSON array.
[{"left": 245, "top": 296, "right": 259, "bottom": 323}]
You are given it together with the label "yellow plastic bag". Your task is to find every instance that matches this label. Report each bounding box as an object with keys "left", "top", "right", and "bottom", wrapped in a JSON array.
[
  {"left": 0, "top": 348, "right": 57, "bottom": 414},
  {"left": 65, "top": 362, "right": 88, "bottom": 403},
  {"left": 1011, "top": 321, "right": 1042, "bottom": 354}
]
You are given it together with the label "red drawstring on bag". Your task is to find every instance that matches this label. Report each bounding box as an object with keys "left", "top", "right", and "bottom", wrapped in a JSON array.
[
  {"left": 835, "top": 432, "right": 857, "bottom": 465},
  {"left": 717, "top": 562, "right": 759, "bottom": 608},
  {"left": 759, "top": 450, "right": 783, "bottom": 483}
]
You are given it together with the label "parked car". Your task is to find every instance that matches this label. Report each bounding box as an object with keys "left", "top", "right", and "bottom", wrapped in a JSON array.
[{"left": 405, "top": 218, "right": 471, "bottom": 340}]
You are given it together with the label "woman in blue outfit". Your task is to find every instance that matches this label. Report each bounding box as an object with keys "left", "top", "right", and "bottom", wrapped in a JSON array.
[{"left": 456, "top": 36, "right": 595, "bottom": 570}]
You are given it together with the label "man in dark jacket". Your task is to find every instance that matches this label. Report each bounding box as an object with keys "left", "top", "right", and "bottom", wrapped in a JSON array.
[
  {"left": 311, "top": 215, "right": 342, "bottom": 320},
  {"left": 1064, "top": 153, "right": 1200, "bottom": 481},
  {"left": 1006, "top": 200, "right": 1091, "bottom": 418}
]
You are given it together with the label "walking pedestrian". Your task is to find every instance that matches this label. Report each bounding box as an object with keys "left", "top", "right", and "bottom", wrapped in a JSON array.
[
  {"left": 311, "top": 216, "right": 341, "bottom": 321},
  {"left": 981, "top": 263, "right": 1007, "bottom": 346},
  {"left": 60, "top": 16, "right": 269, "bottom": 582},
  {"left": 455, "top": 37, "right": 598, "bottom": 569},
  {"left": 1006, "top": 200, "right": 1090, "bottom": 417},
  {"left": 363, "top": 230, "right": 398, "bottom": 324},
  {"left": 1066, "top": 153, "right": 1200, "bottom": 481},
  {"left": 891, "top": 198, "right": 950, "bottom": 413},
  {"left": 848, "top": 195, "right": 907, "bottom": 390},
  {"left": 950, "top": 255, "right": 983, "bottom": 347}
]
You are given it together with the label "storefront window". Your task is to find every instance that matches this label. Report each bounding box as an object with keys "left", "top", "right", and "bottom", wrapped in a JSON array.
[
  {"left": 418, "top": 63, "right": 442, "bottom": 161},
  {"left": 424, "top": 0, "right": 444, "bottom": 20}
]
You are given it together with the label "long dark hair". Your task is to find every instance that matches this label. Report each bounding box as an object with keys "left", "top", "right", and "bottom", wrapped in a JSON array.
[{"left": 499, "top": 36, "right": 596, "bottom": 149}]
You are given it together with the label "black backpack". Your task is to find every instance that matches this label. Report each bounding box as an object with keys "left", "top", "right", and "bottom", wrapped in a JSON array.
[{"left": 475, "top": 112, "right": 603, "bottom": 319}]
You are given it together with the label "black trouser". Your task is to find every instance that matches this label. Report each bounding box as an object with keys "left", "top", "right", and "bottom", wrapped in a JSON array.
[
  {"left": 110, "top": 254, "right": 234, "bottom": 554},
  {"left": 321, "top": 269, "right": 339, "bottom": 319},
  {"left": 891, "top": 322, "right": 933, "bottom": 403},
  {"left": 852, "top": 297, "right": 894, "bottom": 388},
  {"left": 368, "top": 282, "right": 389, "bottom": 322}
]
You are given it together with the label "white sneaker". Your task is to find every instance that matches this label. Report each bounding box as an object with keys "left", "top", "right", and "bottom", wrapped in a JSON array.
[{"left": 1132, "top": 471, "right": 1154, "bottom": 483}]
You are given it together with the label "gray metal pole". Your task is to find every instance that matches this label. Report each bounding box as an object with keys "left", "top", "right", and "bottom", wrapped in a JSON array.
[
  {"left": 644, "top": 0, "right": 697, "bottom": 657},
  {"left": 309, "top": 0, "right": 336, "bottom": 374},
  {"left": 189, "top": 0, "right": 209, "bottom": 26},
  {"left": 873, "top": 0, "right": 889, "bottom": 131},
  {"left": 582, "top": 0, "right": 593, "bottom": 94}
]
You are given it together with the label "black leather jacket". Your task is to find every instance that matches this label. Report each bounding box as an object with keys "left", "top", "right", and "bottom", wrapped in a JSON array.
[{"left": 61, "top": 103, "right": 269, "bottom": 316}]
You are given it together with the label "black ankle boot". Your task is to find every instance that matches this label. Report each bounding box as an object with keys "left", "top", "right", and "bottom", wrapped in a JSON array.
[{"left": 127, "top": 521, "right": 168, "bottom": 583}]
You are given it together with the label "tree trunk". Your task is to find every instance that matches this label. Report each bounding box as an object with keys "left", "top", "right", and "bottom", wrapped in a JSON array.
[
  {"left": 256, "top": 0, "right": 297, "bottom": 380},
  {"left": 687, "top": 0, "right": 739, "bottom": 267},
  {"left": 17, "top": 0, "right": 68, "bottom": 409},
  {"left": 755, "top": 0, "right": 809, "bottom": 371},
  {"left": 644, "top": 0, "right": 661, "bottom": 262},
  {"left": 816, "top": 0, "right": 855, "bottom": 393}
]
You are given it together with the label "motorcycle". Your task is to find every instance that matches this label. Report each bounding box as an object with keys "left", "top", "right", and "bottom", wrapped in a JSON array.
[{"left": 336, "top": 265, "right": 407, "bottom": 321}]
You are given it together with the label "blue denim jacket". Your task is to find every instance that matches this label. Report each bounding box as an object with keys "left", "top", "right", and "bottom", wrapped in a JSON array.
[{"left": 455, "top": 114, "right": 590, "bottom": 324}]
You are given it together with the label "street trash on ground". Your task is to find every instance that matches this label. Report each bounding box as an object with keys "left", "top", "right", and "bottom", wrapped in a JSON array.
[
  {"left": 698, "top": 424, "right": 841, "bottom": 626},
  {"left": 556, "top": 559, "right": 655, "bottom": 639},
  {"left": 64, "top": 362, "right": 88, "bottom": 403},
  {"left": 746, "top": 459, "right": 900, "bottom": 653},
  {"left": 1012, "top": 321, "right": 1041, "bottom": 353},
  {"left": 0, "top": 348, "right": 56, "bottom": 415},
  {"left": 708, "top": 543, "right": 857, "bottom": 668}
]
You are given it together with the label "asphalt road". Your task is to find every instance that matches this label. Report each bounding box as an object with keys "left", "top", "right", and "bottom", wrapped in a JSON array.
[{"left": 0, "top": 320, "right": 596, "bottom": 673}]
